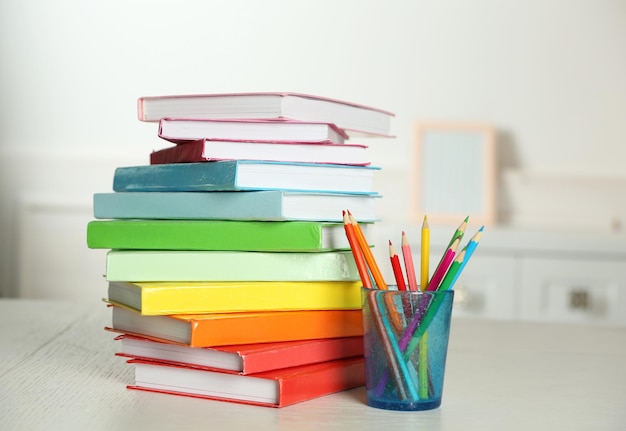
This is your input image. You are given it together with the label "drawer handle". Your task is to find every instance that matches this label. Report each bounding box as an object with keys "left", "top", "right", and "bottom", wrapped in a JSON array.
[{"left": 569, "top": 289, "right": 590, "bottom": 310}]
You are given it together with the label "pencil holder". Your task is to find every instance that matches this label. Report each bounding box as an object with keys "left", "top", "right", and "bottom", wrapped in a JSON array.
[{"left": 361, "top": 287, "right": 454, "bottom": 411}]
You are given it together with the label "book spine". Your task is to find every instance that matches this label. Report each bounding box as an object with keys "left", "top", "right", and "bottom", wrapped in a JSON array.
[
  {"left": 276, "top": 357, "right": 365, "bottom": 407},
  {"left": 190, "top": 310, "right": 364, "bottom": 347},
  {"left": 93, "top": 192, "right": 286, "bottom": 220},
  {"left": 150, "top": 141, "right": 206, "bottom": 164},
  {"left": 113, "top": 162, "right": 238, "bottom": 192},
  {"left": 87, "top": 220, "right": 341, "bottom": 251},
  {"left": 105, "top": 250, "right": 360, "bottom": 282},
  {"left": 128, "top": 280, "right": 363, "bottom": 315},
  {"left": 240, "top": 336, "right": 364, "bottom": 374}
]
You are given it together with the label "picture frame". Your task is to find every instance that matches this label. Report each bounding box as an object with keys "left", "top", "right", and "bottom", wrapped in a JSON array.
[{"left": 412, "top": 122, "right": 496, "bottom": 225}]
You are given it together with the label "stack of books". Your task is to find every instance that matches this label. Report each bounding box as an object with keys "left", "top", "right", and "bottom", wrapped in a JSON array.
[{"left": 87, "top": 91, "right": 394, "bottom": 407}]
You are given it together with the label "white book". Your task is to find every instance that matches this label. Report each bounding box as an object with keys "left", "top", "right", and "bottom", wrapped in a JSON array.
[{"left": 157, "top": 118, "right": 348, "bottom": 144}]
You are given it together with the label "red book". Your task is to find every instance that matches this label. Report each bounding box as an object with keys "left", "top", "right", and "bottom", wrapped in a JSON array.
[
  {"left": 150, "top": 139, "right": 370, "bottom": 166},
  {"left": 127, "top": 357, "right": 364, "bottom": 408},
  {"left": 114, "top": 334, "right": 364, "bottom": 375}
]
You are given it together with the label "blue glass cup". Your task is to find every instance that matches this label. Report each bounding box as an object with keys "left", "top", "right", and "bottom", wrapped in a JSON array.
[{"left": 361, "top": 287, "right": 454, "bottom": 411}]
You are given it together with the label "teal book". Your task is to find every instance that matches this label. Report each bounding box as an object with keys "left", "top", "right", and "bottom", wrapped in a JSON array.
[
  {"left": 105, "top": 250, "right": 360, "bottom": 282},
  {"left": 87, "top": 220, "right": 369, "bottom": 251},
  {"left": 93, "top": 191, "right": 379, "bottom": 222},
  {"left": 112, "top": 161, "right": 379, "bottom": 194}
]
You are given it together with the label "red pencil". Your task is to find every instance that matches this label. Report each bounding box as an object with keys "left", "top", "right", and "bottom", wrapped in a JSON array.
[{"left": 388, "top": 240, "right": 407, "bottom": 291}]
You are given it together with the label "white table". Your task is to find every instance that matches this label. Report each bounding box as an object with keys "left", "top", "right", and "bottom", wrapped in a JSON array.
[{"left": 1, "top": 299, "right": 625, "bottom": 430}]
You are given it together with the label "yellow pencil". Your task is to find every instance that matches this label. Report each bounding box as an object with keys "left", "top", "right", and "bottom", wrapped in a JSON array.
[
  {"left": 420, "top": 215, "right": 430, "bottom": 292},
  {"left": 418, "top": 215, "right": 430, "bottom": 399}
]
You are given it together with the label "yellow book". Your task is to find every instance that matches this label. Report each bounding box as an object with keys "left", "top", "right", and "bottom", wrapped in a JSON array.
[{"left": 108, "top": 280, "right": 363, "bottom": 315}]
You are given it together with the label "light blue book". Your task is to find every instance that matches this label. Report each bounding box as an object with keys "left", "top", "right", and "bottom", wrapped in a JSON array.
[
  {"left": 94, "top": 191, "right": 379, "bottom": 222},
  {"left": 112, "top": 161, "right": 380, "bottom": 194}
]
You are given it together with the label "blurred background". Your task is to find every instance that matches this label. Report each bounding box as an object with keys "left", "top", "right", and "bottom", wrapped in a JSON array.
[{"left": 1, "top": 0, "right": 625, "bottom": 324}]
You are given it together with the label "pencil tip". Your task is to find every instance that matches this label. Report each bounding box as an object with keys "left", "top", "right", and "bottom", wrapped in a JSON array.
[
  {"left": 464, "top": 215, "right": 470, "bottom": 222},
  {"left": 479, "top": 225, "right": 485, "bottom": 231}
]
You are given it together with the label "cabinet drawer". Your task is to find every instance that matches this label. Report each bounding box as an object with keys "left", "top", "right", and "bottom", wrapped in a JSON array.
[{"left": 520, "top": 257, "right": 626, "bottom": 325}]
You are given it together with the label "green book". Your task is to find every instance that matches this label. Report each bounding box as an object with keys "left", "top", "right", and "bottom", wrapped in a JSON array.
[
  {"left": 105, "top": 250, "right": 360, "bottom": 282},
  {"left": 87, "top": 220, "right": 366, "bottom": 251}
]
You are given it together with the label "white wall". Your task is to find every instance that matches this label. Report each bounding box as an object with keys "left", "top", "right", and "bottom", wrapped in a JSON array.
[{"left": 1, "top": 0, "right": 625, "bottom": 298}]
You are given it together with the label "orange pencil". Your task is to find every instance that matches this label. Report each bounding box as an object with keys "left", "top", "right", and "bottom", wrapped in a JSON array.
[
  {"left": 348, "top": 211, "right": 403, "bottom": 333},
  {"left": 348, "top": 211, "right": 387, "bottom": 290},
  {"left": 388, "top": 241, "right": 407, "bottom": 291},
  {"left": 343, "top": 211, "right": 371, "bottom": 289}
]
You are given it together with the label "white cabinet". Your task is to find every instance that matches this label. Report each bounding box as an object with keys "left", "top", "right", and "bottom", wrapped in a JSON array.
[
  {"left": 519, "top": 256, "right": 626, "bottom": 326},
  {"left": 371, "top": 223, "right": 626, "bottom": 325}
]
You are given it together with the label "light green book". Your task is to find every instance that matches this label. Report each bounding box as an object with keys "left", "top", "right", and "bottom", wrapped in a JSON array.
[
  {"left": 87, "top": 220, "right": 366, "bottom": 252},
  {"left": 106, "top": 250, "right": 361, "bottom": 282}
]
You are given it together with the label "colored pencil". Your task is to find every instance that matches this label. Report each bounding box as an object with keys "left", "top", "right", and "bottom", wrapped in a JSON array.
[
  {"left": 446, "top": 226, "right": 483, "bottom": 290},
  {"left": 420, "top": 216, "right": 430, "bottom": 291},
  {"left": 401, "top": 231, "right": 418, "bottom": 291},
  {"left": 418, "top": 215, "right": 430, "bottom": 398},
  {"left": 348, "top": 212, "right": 387, "bottom": 290},
  {"left": 374, "top": 223, "right": 485, "bottom": 399},
  {"left": 348, "top": 211, "right": 403, "bottom": 333},
  {"left": 426, "top": 237, "right": 460, "bottom": 291},
  {"left": 449, "top": 215, "right": 469, "bottom": 247},
  {"left": 404, "top": 227, "right": 485, "bottom": 371},
  {"left": 388, "top": 241, "right": 407, "bottom": 291},
  {"left": 372, "top": 291, "right": 418, "bottom": 401},
  {"left": 343, "top": 211, "right": 371, "bottom": 289},
  {"left": 438, "top": 249, "right": 465, "bottom": 292}
]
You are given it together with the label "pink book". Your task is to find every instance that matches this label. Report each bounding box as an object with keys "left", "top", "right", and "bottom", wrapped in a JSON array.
[
  {"left": 150, "top": 139, "right": 370, "bottom": 166},
  {"left": 137, "top": 92, "right": 395, "bottom": 137}
]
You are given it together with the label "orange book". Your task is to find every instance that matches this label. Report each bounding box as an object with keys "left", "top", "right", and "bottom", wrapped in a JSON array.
[
  {"left": 127, "top": 356, "right": 365, "bottom": 408},
  {"left": 107, "top": 305, "right": 363, "bottom": 348}
]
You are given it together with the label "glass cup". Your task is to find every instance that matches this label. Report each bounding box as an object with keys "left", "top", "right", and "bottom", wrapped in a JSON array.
[{"left": 361, "top": 286, "right": 454, "bottom": 411}]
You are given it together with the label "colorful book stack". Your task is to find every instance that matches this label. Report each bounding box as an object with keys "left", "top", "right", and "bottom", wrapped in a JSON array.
[{"left": 87, "top": 92, "right": 395, "bottom": 408}]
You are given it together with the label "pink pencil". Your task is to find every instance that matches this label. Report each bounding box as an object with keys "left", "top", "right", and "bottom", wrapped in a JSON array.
[
  {"left": 426, "top": 237, "right": 460, "bottom": 291},
  {"left": 401, "top": 231, "right": 419, "bottom": 291}
]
